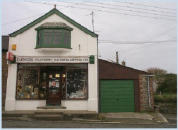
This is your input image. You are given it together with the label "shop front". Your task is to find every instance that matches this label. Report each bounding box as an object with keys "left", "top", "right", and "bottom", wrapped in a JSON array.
[
  {"left": 6, "top": 55, "right": 98, "bottom": 111},
  {"left": 16, "top": 63, "right": 88, "bottom": 105},
  {"left": 5, "top": 8, "right": 98, "bottom": 112},
  {"left": 9, "top": 56, "right": 94, "bottom": 110}
]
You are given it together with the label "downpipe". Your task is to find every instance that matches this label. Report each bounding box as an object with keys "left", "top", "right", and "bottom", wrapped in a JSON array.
[
  {"left": 147, "top": 76, "right": 151, "bottom": 108},
  {"left": 144, "top": 75, "right": 154, "bottom": 109}
]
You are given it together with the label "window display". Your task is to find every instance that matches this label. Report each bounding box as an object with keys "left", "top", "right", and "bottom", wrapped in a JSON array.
[
  {"left": 39, "top": 71, "right": 47, "bottom": 99},
  {"left": 16, "top": 67, "right": 40, "bottom": 99},
  {"left": 62, "top": 73, "right": 66, "bottom": 99},
  {"left": 16, "top": 64, "right": 88, "bottom": 100},
  {"left": 66, "top": 69, "right": 88, "bottom": 99}
]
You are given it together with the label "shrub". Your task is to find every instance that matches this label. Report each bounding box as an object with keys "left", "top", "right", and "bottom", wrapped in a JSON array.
[
  {"left": 154, "top": 94, "right": 177, "bottom": 103},
  {"left": 157, "top": 74, "right": 177, "bottom": 94}
]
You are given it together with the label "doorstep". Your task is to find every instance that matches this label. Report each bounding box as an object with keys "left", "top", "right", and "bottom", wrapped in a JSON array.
[
  {"left": 2, "top": 110, "right": 97, "bottom": 117},
  {"left": 2, "top": 110, "right": 97, "bottom": 115},
  {"left": 37, "top": 105, "right": 66, "bottom": 109}
]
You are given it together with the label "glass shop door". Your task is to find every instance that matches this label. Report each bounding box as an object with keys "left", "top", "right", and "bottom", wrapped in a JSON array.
[{"left": 46, "top": 71, "right": 66, "bottom": 106}]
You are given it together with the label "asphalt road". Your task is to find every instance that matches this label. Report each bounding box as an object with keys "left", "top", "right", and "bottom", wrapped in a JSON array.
[
  {"left": 162, "top": 113, "right": 177, "bottom": 124},
  {"left": 2, "top": 120, "right": 177, "bottom": 128}
]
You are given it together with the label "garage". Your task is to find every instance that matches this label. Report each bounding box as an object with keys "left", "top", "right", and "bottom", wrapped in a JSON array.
[
  {"left": 100, "top": 80, "right": 135, "bottom": 112},
  {"left": 99, "top": 59, "right": 154, "bottom": 112}
]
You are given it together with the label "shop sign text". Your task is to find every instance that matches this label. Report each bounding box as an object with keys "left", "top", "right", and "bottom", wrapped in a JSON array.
[{"left": 16, "top": 56, "right": 89, "bottom": 63}]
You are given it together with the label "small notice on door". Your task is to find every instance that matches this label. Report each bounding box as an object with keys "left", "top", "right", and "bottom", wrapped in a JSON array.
[
  {"left": 52, "top": 81, "right": 56, "bottom": 87},
  {"left": 56, "top": 81, "right": 59, "bottom": 88}
]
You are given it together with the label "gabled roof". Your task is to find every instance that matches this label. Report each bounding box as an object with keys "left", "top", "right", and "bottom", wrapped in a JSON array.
[
  {"left": 99, "top": 59, "right": 148, "bottom": 80},
  {"left": 9, "top": 8, "right": 98, "bottom": 37}
]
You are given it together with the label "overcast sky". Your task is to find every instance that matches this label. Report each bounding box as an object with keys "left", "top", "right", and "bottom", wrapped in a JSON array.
[{"left": 2, "top": 0, "right": 177, "bottom": 73}]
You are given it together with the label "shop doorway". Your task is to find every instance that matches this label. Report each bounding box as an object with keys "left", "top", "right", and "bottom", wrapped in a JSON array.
[{"left": 46, "top": 67, "right": 66, "bottom": 106}]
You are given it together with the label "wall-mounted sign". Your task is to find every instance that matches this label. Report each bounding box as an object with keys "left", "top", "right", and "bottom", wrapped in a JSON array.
[
  {"left": 6, "top": 52, "right": 15, "bottom": 62},
  {"left": 16, "top": 56, "right": 89, "bottom": 63},
  {"left": 12, "top": 44, "right": 16, "bottom": 51}
]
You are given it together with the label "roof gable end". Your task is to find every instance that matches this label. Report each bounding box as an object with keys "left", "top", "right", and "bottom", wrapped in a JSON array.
[{"left": 9, "top": 8, "right": 98, "bottom": 37}]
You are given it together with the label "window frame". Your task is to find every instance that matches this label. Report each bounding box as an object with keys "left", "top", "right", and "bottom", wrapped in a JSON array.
[
  {"left": 16, "top": 64, "right": 46, "bottom": 100},
  {"left": 35, "top": 26, "right": 73, "bottom": 49},
  {"left": 65, "top": 67, "right": 88, "bottom": 100}
]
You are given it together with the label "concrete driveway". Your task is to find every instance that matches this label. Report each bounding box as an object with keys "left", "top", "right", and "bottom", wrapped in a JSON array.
[{"left": 99, "top": 112, "right": 168, "bottom": 124}]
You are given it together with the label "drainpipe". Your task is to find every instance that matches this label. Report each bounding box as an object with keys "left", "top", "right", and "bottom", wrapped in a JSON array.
[
  {"left": 147, "top": 76, "right": 151, "bottom": 108},
  {"left": 144, "top": 75, "right": 154, "bottom": 109}
]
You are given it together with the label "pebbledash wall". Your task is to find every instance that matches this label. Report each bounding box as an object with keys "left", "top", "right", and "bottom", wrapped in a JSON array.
[
  {"left": 5, "top": 9, "right": 98, "bottom": 112},
  {"left": 139, "top": 75, "right": 154, "bottom": 111}
]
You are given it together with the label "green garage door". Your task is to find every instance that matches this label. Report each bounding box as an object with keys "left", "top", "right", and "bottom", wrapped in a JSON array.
[{"left": 100, "top": 80, "right": 135, "bottom": 112}]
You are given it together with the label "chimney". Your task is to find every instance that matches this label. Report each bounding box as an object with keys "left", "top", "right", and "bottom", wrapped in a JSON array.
[
  {"left": 116, "top": 51, "right": 119, "bottom": 64},
  {"left": 121, "top": 60, "right": 126, "bottom": 66},
  {"left": 54, "top": 4, "right": 56, "bottom": 9}
]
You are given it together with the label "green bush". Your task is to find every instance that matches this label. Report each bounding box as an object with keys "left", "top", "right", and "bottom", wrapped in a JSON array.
[
  {"left": 154, "top": 94, "right": 177, "bottom": 103},
  {"left": 157, "top": 74, "right": 177, "bottom": 94}
]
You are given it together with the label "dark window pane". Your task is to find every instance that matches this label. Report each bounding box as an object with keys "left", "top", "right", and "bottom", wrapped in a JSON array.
[
  {"left": 16, "top": 67, "right": 40, "bottom": 99},
  {"left": 38, "top": 29, "right": 71, "bottom": 48},
  {"left": 66, "top": 69, "right": 88, "bottom": 99}
]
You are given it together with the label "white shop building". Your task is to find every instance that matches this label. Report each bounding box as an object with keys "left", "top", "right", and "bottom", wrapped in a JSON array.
[{"left": 5, "top": 8, "right": 98, "bottom": 112}]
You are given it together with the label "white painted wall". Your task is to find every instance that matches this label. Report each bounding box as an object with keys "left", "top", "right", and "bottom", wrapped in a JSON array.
[
  {"left": 15, "top": 101, "right": 46, "bottom": 110},
  {"left": 61, "top": 100, "right": 88, "bottom": 110},
  {"left": 5, "top": 13, "right": 98, "bottom": 112},
  {"left": 5, "top": 64, "right": 17, "bottom": 111}
]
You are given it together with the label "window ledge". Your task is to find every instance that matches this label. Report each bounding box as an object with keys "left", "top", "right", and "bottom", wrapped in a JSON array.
[{"left": 35, "top": 48, "right": 72, "bottom": 52}]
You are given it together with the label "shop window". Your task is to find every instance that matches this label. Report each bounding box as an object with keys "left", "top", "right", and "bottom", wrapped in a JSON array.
[
  {"left": 16, "top": 64, "right": 88, "bottom": 100},
  {"left": 16, "top": 65, "right": 46, "bottom": 100},
  {"left": 66, "top": 69, "right": 88, "bottom": 99},
  {"left": 39, "top": 70, "right": 48, "bottom": 99}
]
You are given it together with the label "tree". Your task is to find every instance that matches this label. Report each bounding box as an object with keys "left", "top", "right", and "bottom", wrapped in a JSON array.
[
  {"left": 157, "top": 74, "right": 177, "bottom": 94},
  {"left": 146, "top": 67, "right": 167, "bottom": 93},
  {"left": 147, "top": 67, "right": 167, "bottom": 75}
]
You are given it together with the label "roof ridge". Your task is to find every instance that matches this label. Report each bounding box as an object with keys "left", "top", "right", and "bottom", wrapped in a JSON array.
[
  {"left": 9, "top": 8, "right": 98, "bottom": 37},
  {"left": 99, "top": 58, "right": 148, "bottom": 74}
]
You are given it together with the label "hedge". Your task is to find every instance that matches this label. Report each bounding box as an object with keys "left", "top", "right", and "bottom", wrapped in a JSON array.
[{"left": 154, "top": 94, "right": 177, "bottom": 103}]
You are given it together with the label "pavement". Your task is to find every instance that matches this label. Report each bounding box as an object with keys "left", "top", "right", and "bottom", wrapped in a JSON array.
[
  {"left": 2, "top": 110, "right": 170, "bottom": 124},
  {"left": 162, "top": 113, "right": 177, "bottom": 124},
  {"left": 2, "top": 110, "right": 176, "bottom": 128},
  {"left": 2, "top": 110, "right": 177, "bottom": 128},
  {"left": 2, "top": 119, "right": 177, "bottom": 128},
  {"left": 101, "top": 112, "right": 154, "bottom": 120},
  {"left": 99, "top": 112, "right": 169, "bottom": 124}
]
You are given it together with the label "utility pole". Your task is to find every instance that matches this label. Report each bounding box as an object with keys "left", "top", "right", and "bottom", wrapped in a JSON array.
[
  {"left": 90, "top": 11, "right": 95, "bottom": 32},
  {"left": 116, "top": 51, "right": 119, "bottom": 64}
]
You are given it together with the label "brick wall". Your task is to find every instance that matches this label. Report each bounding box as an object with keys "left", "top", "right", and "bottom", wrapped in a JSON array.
[
  {"left": 2, "top": 51, "right": 8, "bottom": 110},
  {"left": 139, "top": 75, "right": 154, "bottom": 111}
]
